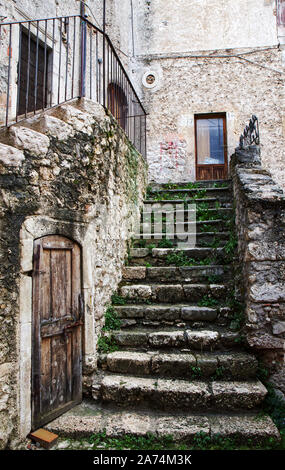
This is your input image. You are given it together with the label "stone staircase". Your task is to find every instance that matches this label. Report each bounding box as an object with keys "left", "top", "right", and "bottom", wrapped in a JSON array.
[
  {"left": 1, "top": 102, "right": 280, "bottom": 446},
  {"left": 88, "top": 181, "right": 280, "bottom": 444}
]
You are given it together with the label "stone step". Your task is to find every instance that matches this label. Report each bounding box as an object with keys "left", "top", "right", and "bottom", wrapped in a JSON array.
[
  {"left": 149, "top": 179, "right": 231, "bottom": 190},
  {"left": 142, "top": 204, "right": 233, "bottom": 216},
  {"left": 122, "top": 265, "right": 231, "bottom": 284},
  {"left": 130, "top": 246, "right": 225, "bottom": 259},
  {"left": 46, "top": 401, "right": 280, "bottom": 445},
  {"left": 113, "top": 304, "right": 231, "bottom": 328},
  {"left": 98, "top": 350, "right": 258, "bottom": 380},
  {"left": 134, "top": 231, "right": 229, "bottom": 247},
  {"left": 104, "top": 327, "right": 241, "bottom": 351},
  {"left": 135, "top": 218, "right": 230, "bottom": 235},
  {"left": 144, "top": 197, "right": 232, "bottom": 208},
  {"left": 146, "top": 186, "right": 232, "bottom": 200},
  {"left": 119, "top": 283, "right": 228, "bottom": 303},
  {"left": 93, "top": 373, "right": 267, "bottom": 411}
]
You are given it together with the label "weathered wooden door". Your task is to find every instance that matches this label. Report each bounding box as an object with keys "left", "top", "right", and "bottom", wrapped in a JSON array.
[{"left": 32, "top": 235, "right": 83, "bottom": 430}]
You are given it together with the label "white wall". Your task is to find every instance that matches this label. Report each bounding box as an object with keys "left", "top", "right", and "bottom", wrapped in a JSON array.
[{"left": 133, "top": 0, "right": 278, "bottom": 56}]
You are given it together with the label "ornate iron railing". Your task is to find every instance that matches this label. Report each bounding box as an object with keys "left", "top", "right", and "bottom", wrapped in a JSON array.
[
  {"left": 0, "top": 14, "right": 147, "bottom": 157},
  {"left": 239, "top": 115, "right": 259, "bottom": 149}
]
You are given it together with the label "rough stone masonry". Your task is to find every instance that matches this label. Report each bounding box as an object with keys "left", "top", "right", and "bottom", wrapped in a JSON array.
[
  {"left": 0, "top": 98, "right": 147, "bottom": 448},
  {"left": 231, "top": 144, "right": 285, "bottom": 399}
]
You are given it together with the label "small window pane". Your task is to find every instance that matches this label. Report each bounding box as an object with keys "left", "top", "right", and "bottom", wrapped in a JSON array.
[{"left": 196, "top": 118, "right": 224, "bottom": 165}]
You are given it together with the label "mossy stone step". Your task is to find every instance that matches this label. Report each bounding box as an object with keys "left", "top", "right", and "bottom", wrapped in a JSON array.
[
  {"left": 122, "top": 266, "right": 230, "bottom": 284},
  {"left": 113, "top": 304, "right": 232, "bottom": 330},
  {"left": 98, "top": 350, "right": 258, "bottom": 380},
  {"left": 119, "top": 283, "right": 227, "bottom": 303},
  {"left": 46, "top": 401, "right": 280, "bottom": 446},
  {"left": 93, "top": 373, "right": 267, "bottom": 411},
  {"left": 105, "top": 327, "right": 241, "bottom": 351}
]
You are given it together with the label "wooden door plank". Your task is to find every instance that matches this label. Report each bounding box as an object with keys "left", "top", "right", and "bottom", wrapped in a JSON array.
[{"left": 40, "top": 337, "right": 51, "bottom": 414}]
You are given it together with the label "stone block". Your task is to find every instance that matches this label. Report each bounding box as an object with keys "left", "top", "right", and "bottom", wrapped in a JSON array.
[
  {"left": 181, "top": 306, "right": 217, "bottom": 321},
  {"left": 106, "top": 351, "right": 151, "bottom": 375},
  {"left": 152, "top": 284, "right": 184, "bottom": 302},
  {"left": 130, "top": 248, "right": 149, "bottom": 258},
  {"left": 114, "top": 331, "right": 148, "bottom": 347},
  {"left": 8, "top": 126, "right": 50, "bottom": 157},
  {"left": 151, "top": 353, "right": 196, "bottom": 377},
  {"left": 186, "top": 330, "right": 220, "bottom": 350},
  {"left": 212, "top": 380, "right": 267, "bottom": 409},
  {"left": 122, "top": 267, "right": 146, "bottom": 280},
  {"left": 273, "top": 321, "right": 285, "bottom": 335},
  {"left": 0, "top": 143, "right": 25, "bottom": 167},
  {"left": 209, "top": 415, "right": 280, "bottom": 443},
  {"left": 115, "top": 306, "right": 145, "bottom": 319},
  {"left": 149, "top": 331, "right": 185, "bottom": 348},
  {"left": 156, "top": 415, "right": 210, "bottom": 441},
  {"left": 120, "top": 284, "right": 152, "bottom": 300},
  {"left": 144, "top": 305, "right": 181, "bottom": 321}
]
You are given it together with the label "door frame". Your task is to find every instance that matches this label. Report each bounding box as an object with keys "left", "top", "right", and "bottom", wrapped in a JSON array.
[
  {"left": 194, "top": 112, "right": 228, "bottom": 181},
  {"left": 18, "top": 216, "right": 97, "bottom": 438}
]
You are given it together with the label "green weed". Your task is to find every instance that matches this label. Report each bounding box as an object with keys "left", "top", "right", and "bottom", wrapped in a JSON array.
[
  {"left": 97, "top": 334, "right": 119, "bottom": 354},
  {"left": 103, "top": 305, "right": 121, "bottom": 331}
]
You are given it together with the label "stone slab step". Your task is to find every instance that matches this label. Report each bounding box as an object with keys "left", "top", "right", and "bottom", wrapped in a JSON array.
[
  {"left": 144, "top": 198, "right": 232, "bottom": 207},
  {"left": 114, "top": 304, "right": 231, "bottom": 328},
  {"left": 98, "top": 350, "right": 258, "bottom": 379},
  {"left": 142, "top": 206, "right": 233, "bottom": 217},
  {"left": 150, "top": 179, "right": 231, "bottom": 190},
  {"left": 134, "top": 232, "right": 229, "bottom": 247},
  {"left": 122, "top": 266, "right": 230, "bottom": 284},
  {"left": 137, "top": 228, "right": 229, "bottom": 238},
  {"left": 134, "top": 221, "right": 230, "bottom": 238},
  {"left": 119, "top": 283, "right": 227, "bottom": 303},
  {"left": 93, "top": 374, "right": 267, "bottom": 411},
  {"left": 146, "top": 186, "right": 232, "bottom": 198},
  {"left": 105, "top": 327, "right": 241, "bottom": 350},
  {"left": 46, "top": 401, "right": 280, "bottom": 445}
]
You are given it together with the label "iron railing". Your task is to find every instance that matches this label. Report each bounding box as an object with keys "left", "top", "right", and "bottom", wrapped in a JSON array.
[
  {"left": 0, "top": 15, "right": 147, "bottom": 157},
  {"left": 239, "top": 115, "right": 259, "bottom": 149}
]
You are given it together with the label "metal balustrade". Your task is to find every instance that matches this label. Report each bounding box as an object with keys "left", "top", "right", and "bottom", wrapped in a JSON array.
[{"left": 0, "top": 14, "right": 147, "bottom": 157}]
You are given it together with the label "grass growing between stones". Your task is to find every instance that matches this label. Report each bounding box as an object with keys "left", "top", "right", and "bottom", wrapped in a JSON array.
[
  {"left": 97, "top": 302, "right": 122, "bottom": 353},
  {"left": 165, "top": 251, "right": 217, "bottom": 267},
  {"left": 55, "top": 430, "right": 284, "bottom": 451},
  {"left": 102, "top": 306, "right": 121, "bottom": 332},
  {"left": 111, "top": 293, "right": 127, "bottom": 305},
  {"left": 97, "top": 335, "right": 119, "bottom": 354},
  {"left": 89, "top": 431, "right": 175, "bottom": 450}
]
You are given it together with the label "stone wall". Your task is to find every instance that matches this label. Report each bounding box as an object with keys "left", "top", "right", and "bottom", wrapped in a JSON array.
[
  {"left": 230, "top": 144, "right": 285, "bottom": 400},
  {"left": 0, "top": 98, "right": 147, "bottom": 448},
  {"left": 137, "top": 47, "right": 285, "bottom": 188},
  {"left": 133, "top": 0, "right": 278, "bottom": 55},
  {"left": 130, "top": 0, "right": 285, "bottom": 188}
]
